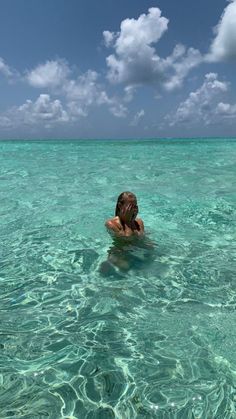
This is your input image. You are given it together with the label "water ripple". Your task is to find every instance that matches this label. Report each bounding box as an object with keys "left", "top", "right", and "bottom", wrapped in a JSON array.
[{"left": 0, "top": 139, "right": 236, "bottom": 417}]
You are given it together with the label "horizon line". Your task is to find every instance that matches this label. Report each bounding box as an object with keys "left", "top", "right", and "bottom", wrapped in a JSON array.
[{"left": 0, "top": 136, "right": 236, "bottom": 142}]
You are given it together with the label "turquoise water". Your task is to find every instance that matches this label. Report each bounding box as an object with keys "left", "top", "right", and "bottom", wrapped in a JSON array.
[{"left": 0, "top": 138, "right": 236, "bottom": 418}]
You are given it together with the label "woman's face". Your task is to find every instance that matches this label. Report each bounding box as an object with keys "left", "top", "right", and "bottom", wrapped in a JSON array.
[{"left": 119, "top": 199, "right": 138, "bottom": 221}]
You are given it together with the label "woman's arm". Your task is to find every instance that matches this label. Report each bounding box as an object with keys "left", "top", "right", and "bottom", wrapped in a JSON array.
[{"left": 105, "top": 219, "right": 124, "bottom": 237}]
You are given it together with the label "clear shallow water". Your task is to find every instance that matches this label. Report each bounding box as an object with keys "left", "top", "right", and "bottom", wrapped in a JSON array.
[{"left": 0, "top": 138, "right": 236, "bottom": 418}]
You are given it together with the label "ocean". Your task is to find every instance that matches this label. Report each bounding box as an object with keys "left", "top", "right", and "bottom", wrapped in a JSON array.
[{"left": 0, "top": 138, "right": 235, "bottom": 418}]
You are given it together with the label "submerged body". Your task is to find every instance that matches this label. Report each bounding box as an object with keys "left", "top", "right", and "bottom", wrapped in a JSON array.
[
  {"left": 101, "top": 192, "right": 152, "bottom": 274},
  {"left": 107, "top": 233, "right": 155, "bottom": 272}
]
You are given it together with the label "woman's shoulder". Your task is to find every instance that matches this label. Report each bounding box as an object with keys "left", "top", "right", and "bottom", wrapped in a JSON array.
[
  {"left": 105, "top": 216, "right": 122, "bottom": 232},
  {"left": 105, "top": 217, "right": 144, "bottom": 234},
  {"left": 136, "top": 218, "right": 144, "bottom": 230}
]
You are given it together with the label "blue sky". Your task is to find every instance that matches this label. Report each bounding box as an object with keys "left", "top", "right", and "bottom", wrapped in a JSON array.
[{"left": 0, "top": 0, "right": 236, "bottom": 139}]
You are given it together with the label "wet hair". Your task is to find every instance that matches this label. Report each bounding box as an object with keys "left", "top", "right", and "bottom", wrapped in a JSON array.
[{"left": 115, "top": 191, "right": 137, "bottom": 216}]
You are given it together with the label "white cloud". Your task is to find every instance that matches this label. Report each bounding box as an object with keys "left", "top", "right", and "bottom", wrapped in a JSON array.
[
  {"left": 0, "top": 70, "right": 128, "bottom": 130},
  {"left": 164, "top": 45, "right": 202, "bottom": 91},
  {"left": 27, "top": 59, "right": 71, "bottom": 88},
  {"left": 0, "top": 115, "right": 12, "bottom": 128},
  {"left": 19, "top": 94, "right": 69, "bottom": 125},
  {"left": 25, "top": 60, "right": 127, "bottom": 119},
  {"left": 103, "top": 30, "right": 116, "bottom": 48},
  {"left": 167, "top": 73, "right": 229, "bottom": 126},
  {"left": 0, "top": 57, "right": 13, "bottom": 78},
  {"left": 64, "top": 70, "right": 107, "bottom": 109},
  {"left": 114, "top": 7, "right": 168, "bottom": 55},
  {"left": 123, "top": 85, "right": 136, "bottom": 102},
  {"left": 63, "top": 70, "right": 127, "bottom": 118},
  {"left": 104, "top": 8, "right": 169, "bottom": 85},
  {"left": 104, "top": 8, "right": 202, "bottom": 91},
  {"left": 0, "top": 94, "right": 69, "bottom": 129},
  {"left": 130, "top": 109, "right": 145, "bottom": 126},
  {"left": 109, "top": 102, "right": 128, "bottom": 118},
  {"left": 216, "top": 101, "right": 236, "bottom": 119},
  {"left": 0, "top": 57, "right": 20, "bottom": 82},
  {"left": 207, "top": 0, "right": 236, "bottom": 62}
]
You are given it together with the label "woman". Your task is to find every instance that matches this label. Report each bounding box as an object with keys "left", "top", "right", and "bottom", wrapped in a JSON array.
[
  {"left": 105, "top": 191, "right": 144, "bottom": 237},
  {"left": 99, "top": 192, "right": 146, "bottom": 274}
]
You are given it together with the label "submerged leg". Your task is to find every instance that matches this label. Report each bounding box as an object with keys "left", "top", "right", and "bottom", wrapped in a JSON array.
[{"left": 108, "top": 252, "right": 131, "bottom": 271}]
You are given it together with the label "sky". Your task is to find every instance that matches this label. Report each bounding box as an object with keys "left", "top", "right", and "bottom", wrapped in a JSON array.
[{"left": 0, "top": 0, "right": 236, "bottom": 139}]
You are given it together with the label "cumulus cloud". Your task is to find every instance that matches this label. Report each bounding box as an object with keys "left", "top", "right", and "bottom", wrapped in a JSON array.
[
  {"left": 207, "top": 0, "right": 236, "bottom": 62},
  {"left": 0, "top": 63, "right": 128, "bottom": 130},
  {"left": 130, "top": 109, "right": 145, "bottom": 126},
  {"left": 123, "top": 85, "right": 136, "bottom": 102},
  {"left": 109, "top": 102, "right": 128, "bottom": 118},
  {"left": 63, "top": 70, "right": 109, "bottom": 113},
  {"left": 26, "top": 59, "right": 71, "bottom": 88},
  {"left": 104, "top": 8, "right": 168, "bottom": 85},
  {"left": 62, "top": 69, "right": 128, "bottom": 118},
  {"left": 26, "top": 60, "right": 127, "bottom": 119},
  {"left": 103, "top": 30, "right": 116, "bottom": 48},
  {"left": 0, "top": 57, "right": 13, "bottom": 77},
  {"left": 0, "top": 94, "right": 69, "bottom": 129},
  {"left": 167, "top": 73, "right": 229, "bottom": 126},
  {"left": 103, "top": 7, "right": 202, "bottom": 91},
  {"left": 164, "top": 45, "right": 202, "bottom": 91},
  {"left": 215, "top": 101, "right": 236, "bottom": 119},
  {"left": 0, "top": 115, "right": 12, "bottom": 128},
  {"left": 19, "top": 94, "right": 69, "bottom": 125},
  {"left": 0, "top": 57, "right": 20, "bottom": 82}
]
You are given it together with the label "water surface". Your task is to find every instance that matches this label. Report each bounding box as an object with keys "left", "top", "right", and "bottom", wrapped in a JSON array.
[{"left": 0, "top": 138, "right": 236, "bottom": 418}]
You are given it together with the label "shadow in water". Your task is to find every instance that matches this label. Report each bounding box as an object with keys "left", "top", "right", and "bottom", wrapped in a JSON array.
[{"left": 99, "top": 234, "right": 158, "bottom": 278}]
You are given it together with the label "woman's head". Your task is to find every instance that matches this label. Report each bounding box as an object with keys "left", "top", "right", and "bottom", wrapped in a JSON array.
[{"left": 115, "top": 191, "right": 138, "bottom": 220}]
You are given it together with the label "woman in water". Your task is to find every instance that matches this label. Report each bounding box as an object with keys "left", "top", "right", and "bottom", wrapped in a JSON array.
[
  {"left": 100, "top": 192, "right": 150, "bottom": 274},
  {"left": 105, "top": 191, "right": 144, "bottom": 237}
]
